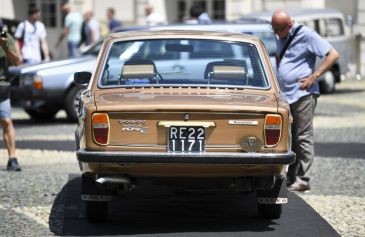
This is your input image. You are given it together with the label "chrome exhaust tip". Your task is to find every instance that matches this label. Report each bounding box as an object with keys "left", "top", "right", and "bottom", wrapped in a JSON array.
[{"left": 96, "top": 176, "right": 131, "bottom": 185}]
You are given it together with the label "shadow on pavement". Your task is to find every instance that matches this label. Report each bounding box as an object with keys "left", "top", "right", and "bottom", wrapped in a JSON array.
[
  {"left": 13, "top": 117, "right": 74, "bottom": 126},
  {"left": 316, "top": 142, "right": 365, "bottom": 159},
  {"left": 332, "top": 88, "right": 365, "bottom": 95},
  {"left": 49, "top": 175, "right": 339, "bottom": 237}
]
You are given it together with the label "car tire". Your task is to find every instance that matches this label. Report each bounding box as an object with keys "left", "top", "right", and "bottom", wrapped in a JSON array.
[
  {"left": 24, "top": 104, "right": 60, "bottom": 120},
  {"left": 85, "top": 201, "right": 108, "bottom": 222},
  {"left": 257, "top": 203, "right": 282, "bottom": 219},
  {"left": 319, "top": 70, "right": 336, "bottom": 94},
  {"left": 65, "top": 86, "right": 85, "bottom": 122}
]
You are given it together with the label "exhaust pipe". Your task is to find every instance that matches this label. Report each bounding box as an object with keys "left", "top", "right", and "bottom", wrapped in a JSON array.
[
  {"left": 96, "top": 176, "right": 134, "bottom": 194},
  {"left": 96, "top": 176, "right": 131, "bottom": 185}
]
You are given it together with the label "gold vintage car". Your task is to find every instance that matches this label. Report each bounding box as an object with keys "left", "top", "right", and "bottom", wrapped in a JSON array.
[{"left": 74, "top": 30, "right": 295, "bottom": 222}]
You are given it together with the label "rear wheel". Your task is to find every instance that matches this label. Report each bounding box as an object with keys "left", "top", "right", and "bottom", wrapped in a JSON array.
[
  {"left": 82, "top": 174, "right": 110, "bottom": 222},
  {"left": 256, "top": 176, "right": 286, "bottom": 219},
  {"left": 24, "top": 104, "right": 60, "bottom": 120},
  {"left": 319, "top": 70, "right": 336, "bottom": 94},
  {"left": 64, "top": 86, "right": 85, "bottom": 122}
]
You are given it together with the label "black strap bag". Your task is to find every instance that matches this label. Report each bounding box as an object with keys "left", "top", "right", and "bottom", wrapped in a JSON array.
[{"left": 277, "top": 25, "right": 303, "bottom": 66}]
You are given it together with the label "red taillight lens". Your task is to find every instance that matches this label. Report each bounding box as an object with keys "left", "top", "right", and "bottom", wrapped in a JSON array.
[
  {"left": 92, "top": 113, "right": 109, "bottom": 145},
  {"left": 264, "top": 114, "right": 282, "bottom": 146}
]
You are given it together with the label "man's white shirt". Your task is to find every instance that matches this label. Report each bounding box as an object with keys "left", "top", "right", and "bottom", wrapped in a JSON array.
[{"left": 15, "top": 20, "right": 47, "bottom": 63}]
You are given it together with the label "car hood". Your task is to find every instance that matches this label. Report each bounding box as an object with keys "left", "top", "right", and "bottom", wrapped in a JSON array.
[
  {"left": 94, "top": 89, "right": 278, "bottom": 113},
  {"left": 9, "top": 55, "right": 96, "bottom": 75}
]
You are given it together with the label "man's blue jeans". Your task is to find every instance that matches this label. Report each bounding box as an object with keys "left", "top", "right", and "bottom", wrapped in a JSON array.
[{"left": 68, "top": 41, "right": 80, "bottom": 58}]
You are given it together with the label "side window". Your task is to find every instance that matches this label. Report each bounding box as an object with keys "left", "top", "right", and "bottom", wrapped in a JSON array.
[
  {"left": 305, "top": 20, "right": 316, "bottom": 31},
  {"left": 317, "top": 19, "right": 327, "bottom": 37},
  {"left": 327, "top": 18, "right": 344, "bottom": 37}
]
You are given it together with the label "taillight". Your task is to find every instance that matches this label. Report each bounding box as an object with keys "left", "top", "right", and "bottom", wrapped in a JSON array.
[
  {"left": 92, "top": 113, "right": 109, "bottom": 145},
  {"left": 264, "top": 114, "right": 282, "bottom": 146}
]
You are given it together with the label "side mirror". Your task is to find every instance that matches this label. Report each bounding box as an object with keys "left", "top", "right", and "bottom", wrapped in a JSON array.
[{"left": 74, "top": 71, "right": 92, "bottom": 85}]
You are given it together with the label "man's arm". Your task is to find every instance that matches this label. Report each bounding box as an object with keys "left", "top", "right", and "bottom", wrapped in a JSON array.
[
  {"left": 0, "top": 37, "right": 22, "bottom": 66},
  {"left": 41, "top": 37, "right": 50, "bottom": 61},
  {"left": 55, "top": 27, "right": 68, "bottom": 48},
  {"left": 299, "top": 47, "right": 340, "bottom": 90}
]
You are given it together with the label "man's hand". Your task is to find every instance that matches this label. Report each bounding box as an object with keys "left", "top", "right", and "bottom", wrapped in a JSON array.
[
  {"left": 0, "top": 36, "right": 8, "bottom": 48},
  {"left": 299, "top": 48, "right": 340, "bottom": 91},
  {"left": 299, "top": 74, "right": 318, "bottom": 91}
]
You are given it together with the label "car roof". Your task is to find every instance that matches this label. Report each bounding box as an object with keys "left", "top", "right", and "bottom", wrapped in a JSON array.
[
  {"left": 113, "top": 21, "right": 272, "bottom": 34},
  {"left": 106, "top": 29, "right": 261, "bottom": 44}
]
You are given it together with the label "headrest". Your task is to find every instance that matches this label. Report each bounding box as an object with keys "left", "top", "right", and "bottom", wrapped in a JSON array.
[
  {"left": 211, "top": 65, "right": 246, "bottom": 80},
  {"left": 204, "top": 60, "right": 247, "bottom": 79},
  {"left": 121, "top": 64, "right": 155, "bottom": 79}
]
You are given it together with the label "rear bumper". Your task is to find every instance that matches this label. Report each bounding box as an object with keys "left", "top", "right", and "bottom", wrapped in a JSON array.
[{"left": 77, "top": 150, "right": 296, "bottom": 165}]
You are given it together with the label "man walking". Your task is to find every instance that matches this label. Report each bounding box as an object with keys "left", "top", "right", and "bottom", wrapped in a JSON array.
[
  {"left": 271, "top": 10, "right": 339, "bottom": 192},
  {"left": 14, "top": 7, "right": 50, "bottom": 64},
  {"left": 56, "top": 2, "right": 83, "bottom": 57},
  {"left": 106, "top": 8, "right": 122, "bottom": 32},
  {"left": 0, "top": 19, "right": 22, "bottom": 171}
]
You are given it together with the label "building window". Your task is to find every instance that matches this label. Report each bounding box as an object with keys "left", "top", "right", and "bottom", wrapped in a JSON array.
[
  {"left": 178, "top": 0, "right": 186, "bottom": 22},
  {"left": 40, "top": 0, "right": 57, "bottom": 27},
  {"left": 212, "top": 0, "right": 225, "bottom": 20},
  {"left": 327, "top": 18, "right": 344, "bottom": 37}
]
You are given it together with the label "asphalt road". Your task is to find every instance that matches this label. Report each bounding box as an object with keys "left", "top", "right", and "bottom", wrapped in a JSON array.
[{"left": 1, "top": 79, "right": 365, "bottom": 236}]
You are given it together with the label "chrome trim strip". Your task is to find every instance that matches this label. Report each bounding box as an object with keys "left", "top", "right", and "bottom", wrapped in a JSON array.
[
  {"left": 107, "top": 143, "right": 241, "bottom": 148},
  {"left": 158, "top": 121, "right": 216, "bottom": 128}
]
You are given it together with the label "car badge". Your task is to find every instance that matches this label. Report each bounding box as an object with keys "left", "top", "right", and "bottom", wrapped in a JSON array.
[
  {"left": 119, "top": 120, "right": 148, "bottom": 134},
  {"left": 184, "top": 113, "right": 189, "bottom": 121},
  {"left": 229, "top": 120, "right": 258, "bottom": 126}
]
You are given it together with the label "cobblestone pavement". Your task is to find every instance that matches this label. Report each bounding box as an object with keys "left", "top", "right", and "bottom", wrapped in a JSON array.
[{"left": 0, "top": 79, "right": 364, "bottom": 236}]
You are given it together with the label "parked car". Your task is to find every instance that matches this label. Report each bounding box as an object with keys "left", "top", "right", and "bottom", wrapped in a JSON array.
[
  {"left": 0, "top": 17, "right": 20, "bottom": 37},
  {"left": 9, "top": 21, "right": 276, "bottom": 121},
  {"left": 9, "top": 42, "right": 100, "bottom": 121},
  {"left": 74, "top": 30, "right": 295, "bottom": 222},
  {"left": 240, "top": 8, "right": 350, "bottom": 93}
]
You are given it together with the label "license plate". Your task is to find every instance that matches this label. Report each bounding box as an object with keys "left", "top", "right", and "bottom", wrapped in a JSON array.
[{"left": 168, "top": 126, "right": 205, "bottom": 152}]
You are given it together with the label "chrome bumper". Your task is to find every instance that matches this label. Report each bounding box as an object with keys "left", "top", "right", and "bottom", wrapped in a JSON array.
[{"left": 77, "top": 150, "right": 296, "bottom": 165}]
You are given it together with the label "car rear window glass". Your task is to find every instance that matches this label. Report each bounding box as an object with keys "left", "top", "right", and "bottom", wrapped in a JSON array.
[{"left": 99, "top": 38, "right": 270, "bottom": 89}]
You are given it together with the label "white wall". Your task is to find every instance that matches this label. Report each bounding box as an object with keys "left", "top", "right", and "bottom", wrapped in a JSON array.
[{"left": 0, "top": 0, "right": 16, "bottom": 18}]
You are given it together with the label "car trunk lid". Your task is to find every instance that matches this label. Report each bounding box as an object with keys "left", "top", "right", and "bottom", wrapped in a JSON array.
[{"left": 92, "top": 88, "right": 281, "bottom": 151}]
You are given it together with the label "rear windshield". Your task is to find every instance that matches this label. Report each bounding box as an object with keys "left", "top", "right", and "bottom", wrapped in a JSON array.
[{"left": 99, "top": 38, "right": 270, "bottom": 89}]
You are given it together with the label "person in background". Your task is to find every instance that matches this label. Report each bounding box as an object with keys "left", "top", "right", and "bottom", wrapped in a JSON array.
[
  {"left": 14, "top": 7, "right": 50, "bottom": 64},
  {"left": 194, "top": 3, "right": 212, "bottom": 24},
  {"left": 184, "top": 4, "right": 212, "bottom": 24},
  {"left": 82, "top": 11, "right": 100, "bottom": 46},
  {"left": 0, "top": 19, "right": 22, "bottom": 171},
  {"left": 145, "top": 4, "right": 166, "bottom": 26},
  {"left": 271, "top": 10, "right": 339, "bottom": 192},
  {"left": 56, "top": 1, "right": 83, "bottom": 57},
  {"left": 184, "top": 6, "right": 200, "bottom": 24},
  {"left": 107, "top": 8, "right": 122, "bottom": 32}
]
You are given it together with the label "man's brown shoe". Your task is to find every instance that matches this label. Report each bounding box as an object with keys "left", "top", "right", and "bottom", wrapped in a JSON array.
[{"left": 287, "top": 182, "right": 310, "bottom": 193}]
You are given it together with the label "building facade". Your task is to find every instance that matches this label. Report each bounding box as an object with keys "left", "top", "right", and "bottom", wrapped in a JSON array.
[{"left": 0, "top": 0, "right": 364, "bottom": 76}]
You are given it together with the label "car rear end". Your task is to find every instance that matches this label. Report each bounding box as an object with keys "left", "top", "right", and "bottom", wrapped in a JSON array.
[{"left": 75, "top": 31, "right": 295, "bottom": 221}]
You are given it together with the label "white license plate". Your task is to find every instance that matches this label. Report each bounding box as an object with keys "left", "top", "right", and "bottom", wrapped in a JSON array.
[{"left": 168, "top": 126, "right": 205, "bottom": 152}]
